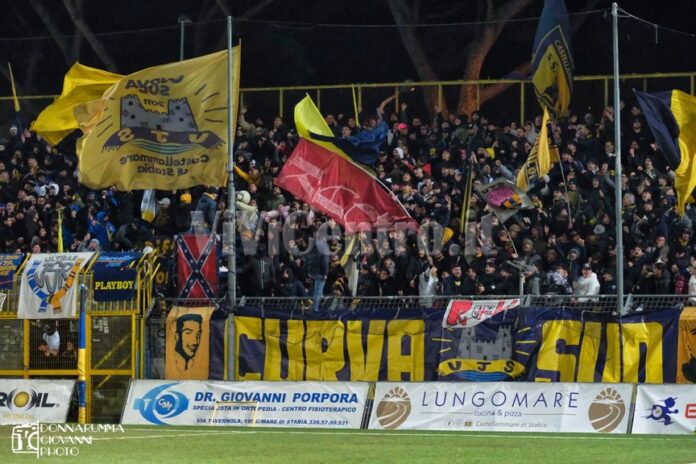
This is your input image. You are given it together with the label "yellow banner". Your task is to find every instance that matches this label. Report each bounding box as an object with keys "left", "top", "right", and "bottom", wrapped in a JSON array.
[
  {"left": 76, "top": 47, "right": 240, "bottom": 191},
  {"left": 517, "top": 107, "right": 558, "bottom": 191},
  {"left": 677, "top": 306, "right": 696, "bottom": 383},
  {"left": 166, "top": 306, "right": 215, "bottom": 380},
  {"left": 31, "top": 63, "right": 122, "bottom": 146}
]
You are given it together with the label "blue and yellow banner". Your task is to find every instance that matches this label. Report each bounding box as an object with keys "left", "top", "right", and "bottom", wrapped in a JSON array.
[
  {"left": 0, "top": 253, "right": 23, "bottom": 290},
  {"left": 514, "top": 307, "right": 680, "bottom": 383},
  {"left": 234, "top": 307, "right": 522, "bottom": 382},
  {"left": 92, "top": 252, "right": 142, "bottom": 302},
  {"left": 532, "top": 0, "right": 573, "bottom": 118}
]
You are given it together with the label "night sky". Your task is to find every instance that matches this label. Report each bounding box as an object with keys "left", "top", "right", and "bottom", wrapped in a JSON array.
[{"left": 1, "top": 0, "right": 696, "bottom": 119}]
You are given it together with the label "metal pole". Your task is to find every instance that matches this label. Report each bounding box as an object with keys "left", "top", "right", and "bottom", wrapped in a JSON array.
[
  {"left": 77, "top": 284, "right": 88, "bottom": 424},
  {"left": 178, "top": 15, "right": 189, "bottom": 61},
  {"left": 226, "top": 16, "right": 237, "bottom": 308},
  {"left": 612, "top": 3, "right": 624, "bottom": 314}
]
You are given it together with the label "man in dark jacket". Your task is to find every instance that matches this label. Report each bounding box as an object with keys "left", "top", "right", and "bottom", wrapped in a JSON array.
[
  {"left": 276, "top": 267, "right": 307, "bottom": 297},
  {"left": 306, "top": 239, "right": 330, "bottom": 312}
]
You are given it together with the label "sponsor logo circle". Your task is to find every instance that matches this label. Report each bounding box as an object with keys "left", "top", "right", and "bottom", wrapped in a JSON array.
[
  {"left": 376, "top": 387, "right": 411, "bottom": 430},
  {"left": 588, "top": 387, "right": 626, "bottom": 433},
  {"left": 13, "top": 391, "right": 30, "bottom": 408}
]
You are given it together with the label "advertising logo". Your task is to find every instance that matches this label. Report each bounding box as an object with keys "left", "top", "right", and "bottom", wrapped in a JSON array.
[
  {"left": 134, "top": 383, "right": 189, "bottom": 425},
  {"left": 376, "top": 387, "right": 411, "bottom": 430},
  {"left": 588, "top": 387, "right": 626, "bottom": 433},
  {"left": 646, "top": 397, "right": 679, "bottom": 426},
  {"left": 11, "top": 424, "right": 39, "bottom": 456},
  {"left": 0, "top": 389, "right": 57, "bottom": 411},
  {"left": 684, "top": 403, "right": 696, "bottom": 419}
]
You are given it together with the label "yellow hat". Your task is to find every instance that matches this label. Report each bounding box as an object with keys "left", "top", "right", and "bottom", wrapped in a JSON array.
[{"left": 180, "top": 193, "right": 192, "bottom": 204}]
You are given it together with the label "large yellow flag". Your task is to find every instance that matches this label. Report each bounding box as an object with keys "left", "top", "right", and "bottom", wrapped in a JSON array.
[
  {"left": 517, "top": 107, "right": 559, "bottom": 191},
  {"left": 31, "top": 63, "right": 122, "bottom": 146},
  {"left": 76, "top": 47, "right": 240, "bottom": 191}
]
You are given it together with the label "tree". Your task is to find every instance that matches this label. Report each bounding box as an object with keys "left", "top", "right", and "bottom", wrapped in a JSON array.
[{"left": 388, "top": 0, "right": 601, "bottom": 119}]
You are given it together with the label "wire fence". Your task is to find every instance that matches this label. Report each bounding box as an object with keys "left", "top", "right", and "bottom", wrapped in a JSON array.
[{"left": 153, "top": 293, "right": 694, "bottom": 315}]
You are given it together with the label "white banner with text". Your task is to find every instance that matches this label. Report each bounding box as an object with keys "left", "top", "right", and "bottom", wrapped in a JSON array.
[
  {"left": 121, "top": 380, "right": 368, "bottom": 428},
  {"left": 0, "top": 380, "right": 74, "bottom": 424},
  {"left": 368, "top": 382, "right": 633, "bottom": 433}
]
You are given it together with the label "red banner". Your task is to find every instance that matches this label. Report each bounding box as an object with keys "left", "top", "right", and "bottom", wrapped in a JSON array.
[
  {"left": 176, "top": 234, "right": 218, "bottom": 300},
  {"left": 275, "top": 139, "right": 416, "bottom": 232}
]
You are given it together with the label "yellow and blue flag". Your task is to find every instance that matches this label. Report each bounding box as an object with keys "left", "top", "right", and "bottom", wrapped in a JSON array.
[
  {"left": 295, "top": 95, "right": 386, "bottom": 167},
  {"left": 517, "top": 106, "right": 559, "bottom": 191},
  {"left": 531, "top": 0, "right": 574, "bottom": 119},
  {"left": 75, "top": 48, "right": 240, "bottom": 191},
  {"left": 635, "top": 90, "right": 696, "bottom": 215}
]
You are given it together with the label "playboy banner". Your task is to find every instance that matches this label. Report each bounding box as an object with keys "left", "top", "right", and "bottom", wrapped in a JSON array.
[
  {"left": 18, "top": 253, "right": 94, "bottom": 319},
  {"left": 176, "top": 234, "right": 218, "bottom": 300},
  {"left": 92, "top": 252, "right": 142, "bottom": 302}
]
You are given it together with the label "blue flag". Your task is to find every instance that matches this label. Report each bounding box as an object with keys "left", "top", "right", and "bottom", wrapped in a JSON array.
[{"left": 532, "top": 0, "right": 574, "bottom": 118}]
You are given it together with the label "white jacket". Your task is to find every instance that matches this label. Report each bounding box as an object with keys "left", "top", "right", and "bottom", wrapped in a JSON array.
[{"left": 573, "top": 272, "right": 600, "bottom": 302}]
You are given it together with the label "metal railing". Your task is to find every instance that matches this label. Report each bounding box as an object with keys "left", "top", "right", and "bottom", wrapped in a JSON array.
[
  {"left": 2, "top": 72, "right": 695, "bottom": 127},
  {"left": 164, "top": 294, "right": 693, "bottom": 313}
]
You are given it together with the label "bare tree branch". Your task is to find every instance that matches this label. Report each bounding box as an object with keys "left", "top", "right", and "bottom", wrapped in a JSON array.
[
  {"left": 69, "top": 0, "right": 85, "bottom": 62},
  {"left": 62, "top": 0, "right": 118, "bottom": 71},
  {"left": 28, "top": 0, "right": 72, "bottom": 66},
  {"left": 388, "top": 0, "right": 446, "bottom": 117}
]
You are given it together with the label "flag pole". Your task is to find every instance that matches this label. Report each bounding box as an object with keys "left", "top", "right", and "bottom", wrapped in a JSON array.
[
  {"left": 612, "top": 3, "right": 624, "bottom": 314},
  {"left": 226, "top": 16, "right": 237, "bottom": 308}
]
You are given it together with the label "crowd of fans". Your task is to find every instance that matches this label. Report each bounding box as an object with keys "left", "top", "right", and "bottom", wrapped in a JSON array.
[{"left": 3, "top": 96, "right": 696, "bottom": 301}]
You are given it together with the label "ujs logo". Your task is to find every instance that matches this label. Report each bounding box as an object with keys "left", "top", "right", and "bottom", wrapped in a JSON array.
[
  {"left": 645, "top": 397, "right": 679, "bottom": 426},
  {"left": 134, "top": 383, "right": 189, "bottom": 425}
]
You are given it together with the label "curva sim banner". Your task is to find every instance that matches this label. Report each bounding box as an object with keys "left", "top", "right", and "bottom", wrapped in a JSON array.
[
  {"left": 234, "top": 304, "right": 683, "bottom": 383},
  {"left": 234, "top": 305, "right": 523, "bottom": 382},
  {"left": 514, "top": 306, "right": 681, "bottom": 383},
  {"left": 121, "top": 380, "right": 368, "bottom": 428},
  {"left": 368, "top": 382, "right": 633, "bottom": 433}
]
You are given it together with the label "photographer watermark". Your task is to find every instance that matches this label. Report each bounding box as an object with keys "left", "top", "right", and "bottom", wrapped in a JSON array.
[{"left": 11, "top": 423, "right": 124, "bottom": 458}]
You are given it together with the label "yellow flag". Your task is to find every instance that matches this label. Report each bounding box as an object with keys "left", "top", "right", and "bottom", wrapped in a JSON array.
[
  {"left": 516, "top": 107, "right": 558, "bottom": 191},
  {"left": 31, "top": 63, "right": 122, "bottom": 146},
  {"left": 75, "top": 47, "right": 241, "bottom": 191},
  {"left": 8, "top": 63, "right": 20, "bottom": 113},
  {"left": 294, "top": 95, "right": 357, "bottom": 166}
]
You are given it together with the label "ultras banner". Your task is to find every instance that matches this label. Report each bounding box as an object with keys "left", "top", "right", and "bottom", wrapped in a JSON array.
[
  {"left": 514, "top": 307, "right": 681, "bottom": 383},
  {"left": 18, "top": 253, "right": 94, "bottom": 319},
  {"left": 233, "top": 306, "right": 524, "bottom": 382},
  {"left": 368, "top": 382, "right": 633, "bottom": 433}
]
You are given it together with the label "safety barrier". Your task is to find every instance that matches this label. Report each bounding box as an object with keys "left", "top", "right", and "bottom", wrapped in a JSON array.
[
  {"left": 0, "top": 252, "right": 157, "bottom": 423},
  {"left": 118, "top": 379, "right": 696, "bottom": 434}
]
